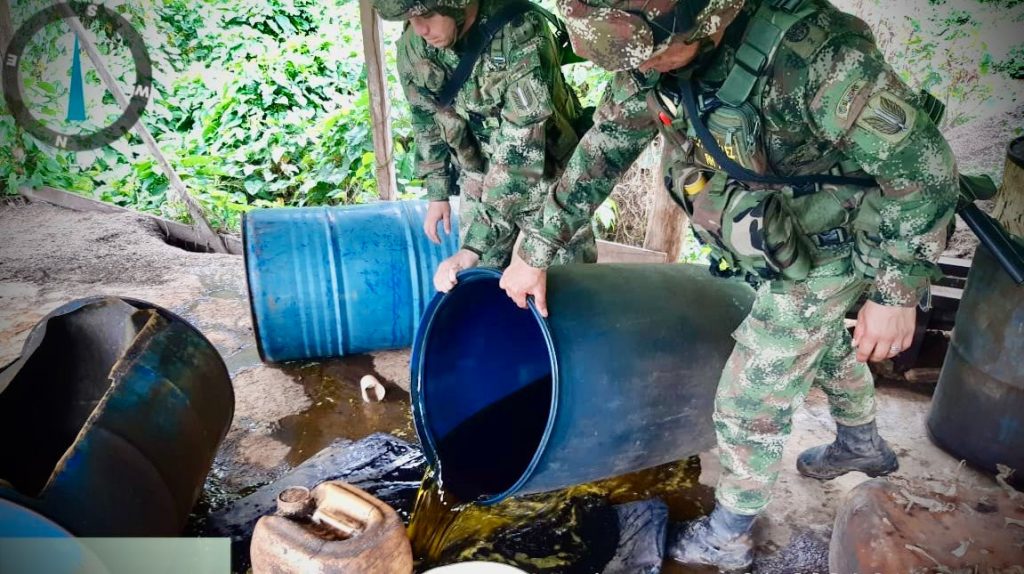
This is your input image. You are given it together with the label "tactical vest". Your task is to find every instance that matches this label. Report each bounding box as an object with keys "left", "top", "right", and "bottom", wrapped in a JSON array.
[{"left": 650, "top": 0, "right": 878, "bottom": 282}]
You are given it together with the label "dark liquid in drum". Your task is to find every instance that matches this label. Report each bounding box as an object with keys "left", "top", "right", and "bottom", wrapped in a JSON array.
[{"left": 434, "top": 376, "right": 552, "bottom": 501}]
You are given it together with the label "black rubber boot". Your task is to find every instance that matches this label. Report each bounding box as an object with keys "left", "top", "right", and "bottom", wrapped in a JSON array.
[
  {"left": 797, "top": 420, "right": 899, "bottom": 480},
  {"left": 667, "top": 505, "right": 756, "bottom": 572}
]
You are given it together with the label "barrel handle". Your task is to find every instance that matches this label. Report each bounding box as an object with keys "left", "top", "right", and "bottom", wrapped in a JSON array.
[{"left": 313, "top": 483, "right": 384, "bottom": 537}]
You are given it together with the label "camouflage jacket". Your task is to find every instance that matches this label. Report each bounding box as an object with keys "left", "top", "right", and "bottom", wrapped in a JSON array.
[
  {"left": 520, "top": 0, "right": 959, "bottom": 307},
  {"left": 396, "top": 0, "right": 584, "bottom": 255}
]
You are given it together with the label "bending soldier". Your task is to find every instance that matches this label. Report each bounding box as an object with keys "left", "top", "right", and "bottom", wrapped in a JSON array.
[
  {"left": 374, "top": 0, "right": 597, "bottom": 292},
  {"left": 500, "top": 0, "right": 959, "bottom": 569}
]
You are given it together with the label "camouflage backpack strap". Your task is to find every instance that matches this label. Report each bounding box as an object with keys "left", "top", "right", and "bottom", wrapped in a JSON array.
[
  {"left": 716, "top": 0, "right": 819, "bottom": 108},
  {"left": 437, "top": 1, "right": 581, "bottom": 108},
  {"left": 676, "top": 0, "right": 877, "bottom": 193},
  {"left": 528, "top": 3, "right": 586, "bottom": 64},
  {"left": 679, "top": 80, "right": 875, "bottom": 194},
  {"left": 437, "top": 0, "right": 535, "bottom": 107}
]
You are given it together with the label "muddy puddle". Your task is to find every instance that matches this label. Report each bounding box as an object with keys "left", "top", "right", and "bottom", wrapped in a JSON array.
[{"left": 271, "top": 356, "right": 416, "bottom": 465}]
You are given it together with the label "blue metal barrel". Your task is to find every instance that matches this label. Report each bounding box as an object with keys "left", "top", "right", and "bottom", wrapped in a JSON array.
[
  {"left": 928, "top": 243, "right": 1024, "bottom": 487},
  {"left": 411, "top": 264, "right": 754, "bottom": 504},
  {"left": 0, "top": 498, "right": 72, "bottom": 538},
  {"left": 0, "top": 498, "right": 88, "bottom": 574},
  {"left": 243, "top": 201, "right": 460, "bottom": 362},
  {"left": 0, "top": 297, "right": 234, "bottom": 535}
]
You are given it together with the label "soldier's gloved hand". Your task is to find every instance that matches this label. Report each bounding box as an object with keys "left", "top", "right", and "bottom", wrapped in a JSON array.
[
  {"left": 852, "top": 301, "right": 916, "bottom": 363},
  {"left": 434, "top": 249, "right": 480, "bottom": 293},
  {"left": 499, "top": 252, "right": 549, "bottom": 317},
  {"left": 423, "top": 200, "right": 452, "bottom": 244}
]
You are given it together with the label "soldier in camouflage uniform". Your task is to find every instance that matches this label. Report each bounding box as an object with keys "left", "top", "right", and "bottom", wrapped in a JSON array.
[
  {"left": 498, "top": 0, "right": 959, "bottom": 569},
  {"left": 374, "top": 0, "right": 597, "bottom": 292}
]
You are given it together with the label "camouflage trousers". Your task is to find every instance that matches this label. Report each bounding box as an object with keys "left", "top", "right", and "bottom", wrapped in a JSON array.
[
  {"left": 458, "top": 183, "right": 598, "bottom": 268},
  {"left": 713, "top": 266, "right": 877, "bottom": 516}
]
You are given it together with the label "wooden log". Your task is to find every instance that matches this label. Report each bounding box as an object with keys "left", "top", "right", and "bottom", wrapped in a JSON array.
[
  {"left": 56, "top": 4, "right": 227, "bottom": 253},
  {"left": 993, "top": 136, "right": 1024, "bottom": 238},
  {"left": 643, "top": 140, "right": 686, "bottom": 261},
  {"left": 359, "top": 0, "right": 397, "bottom": 201}
]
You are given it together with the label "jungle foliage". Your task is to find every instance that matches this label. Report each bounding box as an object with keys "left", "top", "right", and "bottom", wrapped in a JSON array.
[{"left": 0, "top": 0, "right": 1019, "bottom": 233}]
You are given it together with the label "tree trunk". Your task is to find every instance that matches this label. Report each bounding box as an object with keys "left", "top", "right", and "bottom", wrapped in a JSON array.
[{"left": 992, "top": 136, "right": 1024, "bottom": 239}]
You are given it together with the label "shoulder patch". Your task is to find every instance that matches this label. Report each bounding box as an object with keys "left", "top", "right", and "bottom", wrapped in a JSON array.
[
  {"left": 836, "top": 80, "right": 867, "bottom": 121},
  {"left": 855, "top": 92, "right": 917, "bottom": 144},
  {"left": 513, "top": 80, "right": 538, "bottom": 113}
]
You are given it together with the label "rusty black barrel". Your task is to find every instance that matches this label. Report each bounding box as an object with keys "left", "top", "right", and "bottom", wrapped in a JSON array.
[
  {"left": 928, "top": 241, "right": 1024, "bottom": 487},
  {"left": 0, "top": 297, "right": 234, "bottom": 535}
]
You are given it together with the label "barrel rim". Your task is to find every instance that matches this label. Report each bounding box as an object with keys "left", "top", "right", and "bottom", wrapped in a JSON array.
[
  {"left": 241, "top": 209, "right": 273, "bottom": 364},
  {"left": 410, "top": 267, "right": 560, "bottom": 505}
]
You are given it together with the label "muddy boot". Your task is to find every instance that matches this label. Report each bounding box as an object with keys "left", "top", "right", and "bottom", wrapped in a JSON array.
[
  {"left": 666, "top": 505, "right": 756, "bottom": 572},
  {"left": 797, "top": 420, "right": 899, "bottom": 480}
]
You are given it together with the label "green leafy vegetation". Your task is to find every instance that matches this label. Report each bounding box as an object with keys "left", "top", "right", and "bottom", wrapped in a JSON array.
[
  {"left": 1, "top": 0, "right": 421, "bottom": 230},
  {"left": 1, "top": 0, "right": 1017, "bottom": 235},
  {"left": 995, "top": 44, "right": 1024, "bottom": 79},
  {"left": 1, "top": 0, "right": 612, "bottom": 232}
]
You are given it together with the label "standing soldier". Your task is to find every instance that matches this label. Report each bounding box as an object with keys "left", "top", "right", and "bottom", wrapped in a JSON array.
[
  {"left": 374, "top": 0, "right": 597, "bottom": 291},
  {"left": 499, "top": 0, "right": 959, "bottom": 569}
]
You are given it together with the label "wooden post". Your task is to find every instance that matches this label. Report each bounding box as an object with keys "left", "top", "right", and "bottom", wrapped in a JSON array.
[
  {"left": 0, "top": 0, "right": 13, "bottom": 53},
  {"left": 360, "top": 0, "right": 398, "bottom": 201},
  {"left": 993, "top": 136, "right": 1024, "bottom": 238},
  {"left": 643, "top": 139, "right": 687, "bottom": 262},
  {"left": 58, "top": 5, "right": 227, "bottom": 253}
]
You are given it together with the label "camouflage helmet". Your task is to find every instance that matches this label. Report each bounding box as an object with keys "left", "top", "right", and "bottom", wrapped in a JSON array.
[
  {"left": 557, "top": 0, "right": 745, "bottom": 71},
  {"left": 373, "top": 0, "right": 471, "bottom": 21}
]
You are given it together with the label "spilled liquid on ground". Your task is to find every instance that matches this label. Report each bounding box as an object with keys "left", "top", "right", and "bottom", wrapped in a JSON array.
[
  {"left": 272, "top": 356, "right": 416, "bottom": 466},
  {"left": 407, "top": 377, "right": 713, "bottom": 571}
]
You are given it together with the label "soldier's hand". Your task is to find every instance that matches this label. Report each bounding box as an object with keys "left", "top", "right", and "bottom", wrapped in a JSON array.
[
  {"left": 852, "top": 301, "right": 916, "bottom": 363},
  {"left": 638, "top": 27, "right": 726, "bottom": 74},
  {"left": 434, "top": 249, "right": 480, "bottom": 293},
  {"left": 423, "top": 200, "right": 452, "bottom": 244},
  {"left": 638, "top": 37, "right": 702, "bottom": 73},
  {"left": 500, "top": 253, "right": 549, "bottom": 317}
]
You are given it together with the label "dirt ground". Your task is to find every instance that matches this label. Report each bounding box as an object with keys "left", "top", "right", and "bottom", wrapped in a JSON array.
[{"left": 0, "top": 200, "right": 1002, "bottom": 571}]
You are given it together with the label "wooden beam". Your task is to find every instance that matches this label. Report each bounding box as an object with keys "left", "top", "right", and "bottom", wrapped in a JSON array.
[
  {"left": 21, "top": 185, "right": 243, "bottom": 255},
  {"left": 360, "top": 0, "right": 398, "bottom": 201},
  {"left": 993, "top": 136, "right": 1024, "bottom": 238},
  {"left": 596, "top": 240, "right": 667, "bottom": 264},
  {"left": 56, "top": 4, "right": 227, "bottom": 253},
  {"left": 0, "top": 0, "right": 13, "bottom": 54},
  {"left": 643, "top": 142, "right": 687, "bottom": 261}
]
